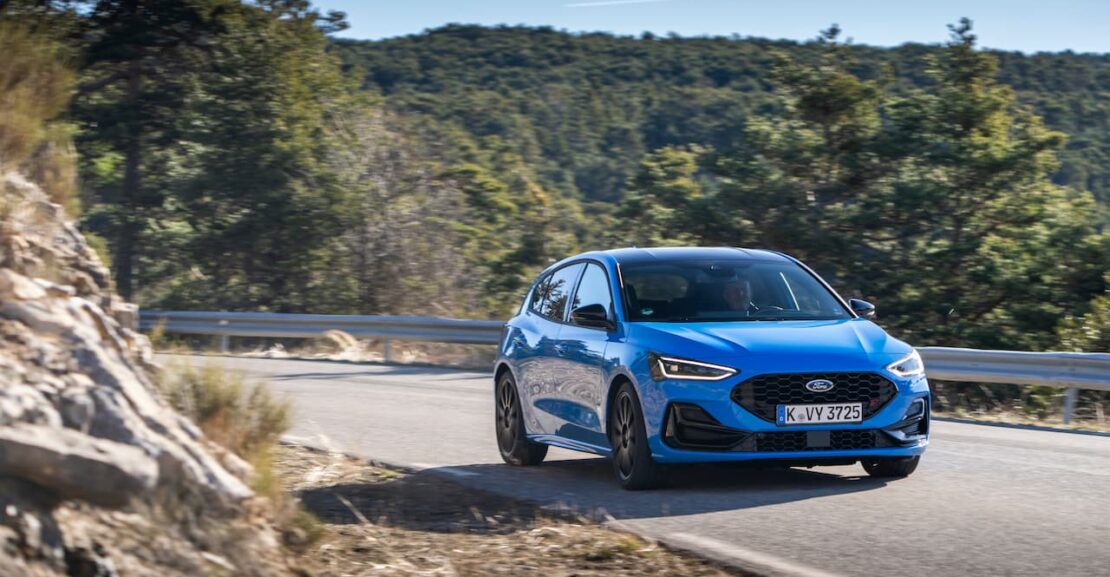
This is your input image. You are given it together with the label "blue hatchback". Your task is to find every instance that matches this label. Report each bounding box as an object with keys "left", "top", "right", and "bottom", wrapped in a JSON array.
[{"left": 494, "top": 247, "right": 930, "bottom": 489}]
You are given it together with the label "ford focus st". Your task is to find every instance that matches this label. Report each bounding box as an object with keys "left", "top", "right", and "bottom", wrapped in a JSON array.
[{"left": 493, "top": 247, "right": 930, "bottom": 489}]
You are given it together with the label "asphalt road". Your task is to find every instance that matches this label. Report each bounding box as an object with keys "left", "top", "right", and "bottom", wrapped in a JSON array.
[{"left": 164, "top": 354, "right": 1110, "bottom": 577}]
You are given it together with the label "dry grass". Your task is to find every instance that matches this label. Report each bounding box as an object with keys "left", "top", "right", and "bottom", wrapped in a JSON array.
[
  {"left": 0, "top": 21, "right": 78, "bottom": 212},
  {"left": 157, "top": 361, "right": 290, "bottom": 459},
  {"left": 155, "top": 360, "right": 324, "bottom": 553},
  {"left": 275, "top": 444, "right": 749, "bottom": 577}
]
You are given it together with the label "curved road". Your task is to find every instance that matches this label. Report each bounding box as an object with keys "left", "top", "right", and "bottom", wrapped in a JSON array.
[{"left": 167, "top": 354, "right": 1110, "bottom": 577}]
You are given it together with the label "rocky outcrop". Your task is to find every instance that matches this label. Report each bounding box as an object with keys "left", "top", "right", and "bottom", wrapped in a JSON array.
[
  {"left": 0, "top": 171, "right": 252, "bottom": 507},
  {"left": 1, "top": 171, "right": 292, "bottom": 576}
]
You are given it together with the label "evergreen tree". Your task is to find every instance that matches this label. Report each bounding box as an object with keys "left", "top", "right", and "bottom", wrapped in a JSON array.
[
  {"left": 73, "top": 0, "right": 227, "bottom": 299},
  {"left": 625, "top": 20, "right": 1108, "bottom": 350}
]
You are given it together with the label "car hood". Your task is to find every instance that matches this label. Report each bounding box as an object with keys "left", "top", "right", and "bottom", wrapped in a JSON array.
[{"left": 629, "top": 318, "right": 912, "bottom": 364}]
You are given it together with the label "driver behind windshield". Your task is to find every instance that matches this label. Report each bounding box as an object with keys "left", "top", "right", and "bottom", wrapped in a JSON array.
[{"left": 721, "top": 278, "right": 758, "bottom": 314}]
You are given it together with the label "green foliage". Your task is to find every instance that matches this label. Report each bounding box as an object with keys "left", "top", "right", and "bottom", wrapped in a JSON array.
[
  {"left": 336, "top": 24, "right": 1110, "bottom": 211},
  {"left": 1059, "top": 274, "right": 1110, "bottom": 352},
  {"left": 0, "top": 16, "right": 77, "bottom": 211},
  {"left": 622, "top": 20, "right": 1107, "bottom": 351},
  {"left": 163, "top": 0, "right": 355, "bottom": 312},
  {"left": 617, "top": 146, "right": 708, "bottom": 246},
  {"left": 66, "top": 0, "right": 356, "bottom": 310}
]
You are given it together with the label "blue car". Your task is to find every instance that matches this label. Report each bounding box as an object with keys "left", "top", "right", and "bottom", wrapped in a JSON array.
[{"left": 494, "top": 247, "right": 930, "bottom": 489}]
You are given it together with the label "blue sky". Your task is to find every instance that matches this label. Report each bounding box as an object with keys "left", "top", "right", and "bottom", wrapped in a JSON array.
[{"left": 313, "top": 0, "right": 1108, "bottom": 54}]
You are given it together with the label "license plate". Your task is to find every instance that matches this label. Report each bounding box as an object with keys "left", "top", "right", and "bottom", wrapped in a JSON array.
[{"left": 776, "top": 403, "right": 862, "bottom": 425}]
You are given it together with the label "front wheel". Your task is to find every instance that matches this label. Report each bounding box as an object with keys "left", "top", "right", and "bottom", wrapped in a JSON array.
[
  {"left": 496, "top": 372, "right": 547, "bottom": 466},
  {"left": 609, "top": 382, "right": 666, "bottom": 490},
  {"left": 862, "top": 455, "right": 920, "bottom": 478}
]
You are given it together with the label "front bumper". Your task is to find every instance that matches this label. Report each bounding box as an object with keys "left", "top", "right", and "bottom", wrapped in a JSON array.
[{"left": 637, "top": 367, "right": 931, "bottom": 464}]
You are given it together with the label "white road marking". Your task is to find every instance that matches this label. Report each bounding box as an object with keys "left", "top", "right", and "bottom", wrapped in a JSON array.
[
  {"left": 663, "top": 532, "right": 848, "bottom": 577},
  {"left": 435, "top": 467, "right": 480, "bottom": 478},
  {"left": 409, "top": 463, "right": 479, "bottom": 477}
]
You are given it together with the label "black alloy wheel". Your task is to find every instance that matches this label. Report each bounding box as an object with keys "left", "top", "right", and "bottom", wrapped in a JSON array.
[
  {"left": 496, "top": 372, "right": 547, "bottom": 466},
  {"left": 610, "top": 382, "right": 665, "bottom": 490}
]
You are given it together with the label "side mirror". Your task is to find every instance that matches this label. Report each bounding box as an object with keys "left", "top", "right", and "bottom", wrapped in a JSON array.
[
  {"left": 571, "top": 303, "right": 614, "bottom": 330},
  {"left": 849, "top": 298, "right": 876, "bottom": 319}
]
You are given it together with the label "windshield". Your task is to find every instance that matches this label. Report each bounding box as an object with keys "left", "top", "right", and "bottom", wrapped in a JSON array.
[{"left": 621, "top": 260, "right": 851, "bottom": 322}]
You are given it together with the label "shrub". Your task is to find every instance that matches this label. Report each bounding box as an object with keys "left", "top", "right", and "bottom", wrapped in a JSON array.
[
  {"left": 157, "top": 361, "right": 290, "bottom": 464},
  {"left": 0, "top": 20, "right": 77, "bottom": 212}
]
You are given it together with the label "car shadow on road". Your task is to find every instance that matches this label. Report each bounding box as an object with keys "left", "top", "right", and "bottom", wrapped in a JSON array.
[
  {"left": 444, "top": 457, "right": 889, "bottom": 520},
  {"left": 300, "top": 456, "right": 889, "bottom": 525}
]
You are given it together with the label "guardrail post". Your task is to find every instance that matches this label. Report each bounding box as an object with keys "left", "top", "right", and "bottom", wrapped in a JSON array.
[
  {"left": 382, "top": 339, "right": 393, "bottom": 363},
  {"left": 1062, "top": 387, "right": 1078, "bottom": 424},
  {"left": 218, "top": 316, "right": 230, "bottom": 354}
]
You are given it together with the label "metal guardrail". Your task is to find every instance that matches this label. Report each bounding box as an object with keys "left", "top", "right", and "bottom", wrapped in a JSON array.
[
  {"left": 917, "top": 348, "right": 1109, "bottom": 391},
  {"left": 140, "top": 310, "right": 503, "bottom": 363},
  {"left": 140, "top": 310, "right": 1110, "bottom": 422}
]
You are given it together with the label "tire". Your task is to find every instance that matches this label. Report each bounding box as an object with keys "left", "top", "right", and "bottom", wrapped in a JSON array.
[
  {"left": 609, "top": 382, "right": 666, "bottom": 490},
  {"left": 862, "top": 455, "right": 920, "bottom": 478},
  {"left": 495, "top": 372, "right": 547, "bottom": 466}
]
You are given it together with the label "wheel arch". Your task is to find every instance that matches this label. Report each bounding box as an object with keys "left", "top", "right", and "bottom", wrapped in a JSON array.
[
  {"left": 604, "top": 371, "right": 637, "bottom": 436},
  {"left": 494, "top": 361, "right": 515, "bottom": 387}
]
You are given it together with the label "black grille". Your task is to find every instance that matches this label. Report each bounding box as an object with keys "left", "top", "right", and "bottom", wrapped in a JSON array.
[
  {"left": 755, "top": 429, "right": 893, "bottom": 452},
  {"left": 731, "top": 372, "right": 896, "bottom": 423}
]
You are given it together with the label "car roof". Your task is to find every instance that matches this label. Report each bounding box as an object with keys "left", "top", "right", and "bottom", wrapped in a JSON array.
[
  {"left": 602, "top": 246, "right": 792, "bottom": 265},
  {"left": 541, "top": 247, "right": 794, "bottom": 276}
]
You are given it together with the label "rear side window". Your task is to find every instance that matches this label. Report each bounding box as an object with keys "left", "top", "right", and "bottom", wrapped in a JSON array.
[
  {"left": 529, "top": 274, "right": 550, "bottom": 314},
  {"left": 534, "top": 263, "right": 584, "bottom": 321},
  {"left": 570, "top": 263, "right": 614, "bottom": 320}
]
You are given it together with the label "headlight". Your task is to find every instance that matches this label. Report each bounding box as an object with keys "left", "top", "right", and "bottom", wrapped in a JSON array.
[
  {"left": 887, "top": 350, "right": 924, "bottom": 377},
  {"left": 649, "top": 353, "right": 737, "bottom": 381}
]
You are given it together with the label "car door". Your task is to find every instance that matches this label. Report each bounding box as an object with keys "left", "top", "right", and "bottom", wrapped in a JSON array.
[
  {"left": 522, "top": 262, "right": 585, "bottom": 436},
  {"left": 548, "top": 262, "right": 614, "bottom": 449}
]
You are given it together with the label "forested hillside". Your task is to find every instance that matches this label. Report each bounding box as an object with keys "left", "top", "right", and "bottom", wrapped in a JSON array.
[
  {"left": 2, "top": 2, "right": 1105, "bottom": 354},
  {"left": 336, "top": 25, "right": 1110, "bottom": 210}
]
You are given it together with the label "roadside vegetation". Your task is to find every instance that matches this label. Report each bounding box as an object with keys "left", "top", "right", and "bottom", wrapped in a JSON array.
[{"left": 156, "top": 360, "right": 325, "bottom": 549}]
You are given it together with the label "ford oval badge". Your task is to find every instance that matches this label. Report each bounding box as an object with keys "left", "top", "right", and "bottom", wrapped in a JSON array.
[{"left": 805, "top": 379, "right": 835, "bottom": 393}]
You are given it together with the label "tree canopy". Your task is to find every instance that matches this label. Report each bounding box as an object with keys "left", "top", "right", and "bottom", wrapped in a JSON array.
[{"left": 2, "top": 4, "right": 1105, "bottom": 353}]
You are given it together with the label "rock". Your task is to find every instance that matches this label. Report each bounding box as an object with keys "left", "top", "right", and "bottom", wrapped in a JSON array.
[
  {"left": 0, "top": 477, "right": 65, "bottom": 567},
  {"left": 65, "top": 543, "right": 119, "bottom": 577},
  {"left": 58, "top": 387, "right": 95, "bottom": 433},
  {"left": 0, "top": 425, "right": 158, "bottom": 508},
  {"left": 109, "top": 302, "right": 138, "bottom": 332},
  {"left": 0, "top": 385, "right": 61, "bottom": 427},
  {"left": 0, "top": 171, "right": 288, "bottom": 575},
  {"left": 33, "top": 277, "right": 76, "bottom": 298},
  {"left": 0, "top": 269, "right": 47, "bottom": 300},
  {"left": 200, "top": 551, "right": 236, "bottom": 573},
  {"left": 0, "top": 299, "right": 74, "bottom": 336}
]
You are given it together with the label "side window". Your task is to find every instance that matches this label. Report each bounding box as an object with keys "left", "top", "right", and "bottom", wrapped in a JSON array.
[
  {"left": 529, "top": 274, "right": 551, "bottom": 314},
  {"left": 571, "top": 263, "right": 614, "bottom": 323},
  {"left": 538, "top": 263, "right": 584, "bottom": 321}
]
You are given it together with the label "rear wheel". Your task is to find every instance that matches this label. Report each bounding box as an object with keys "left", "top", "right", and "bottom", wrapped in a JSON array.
[
  {"left": 862, "top": 455, "right": 920, "bottom": 478},
  {"left": 610, "top": 382, "right": 666, "bottom": 490},
  {"left": 496, "top": 372, "right": 547, "bottom": 466}
]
